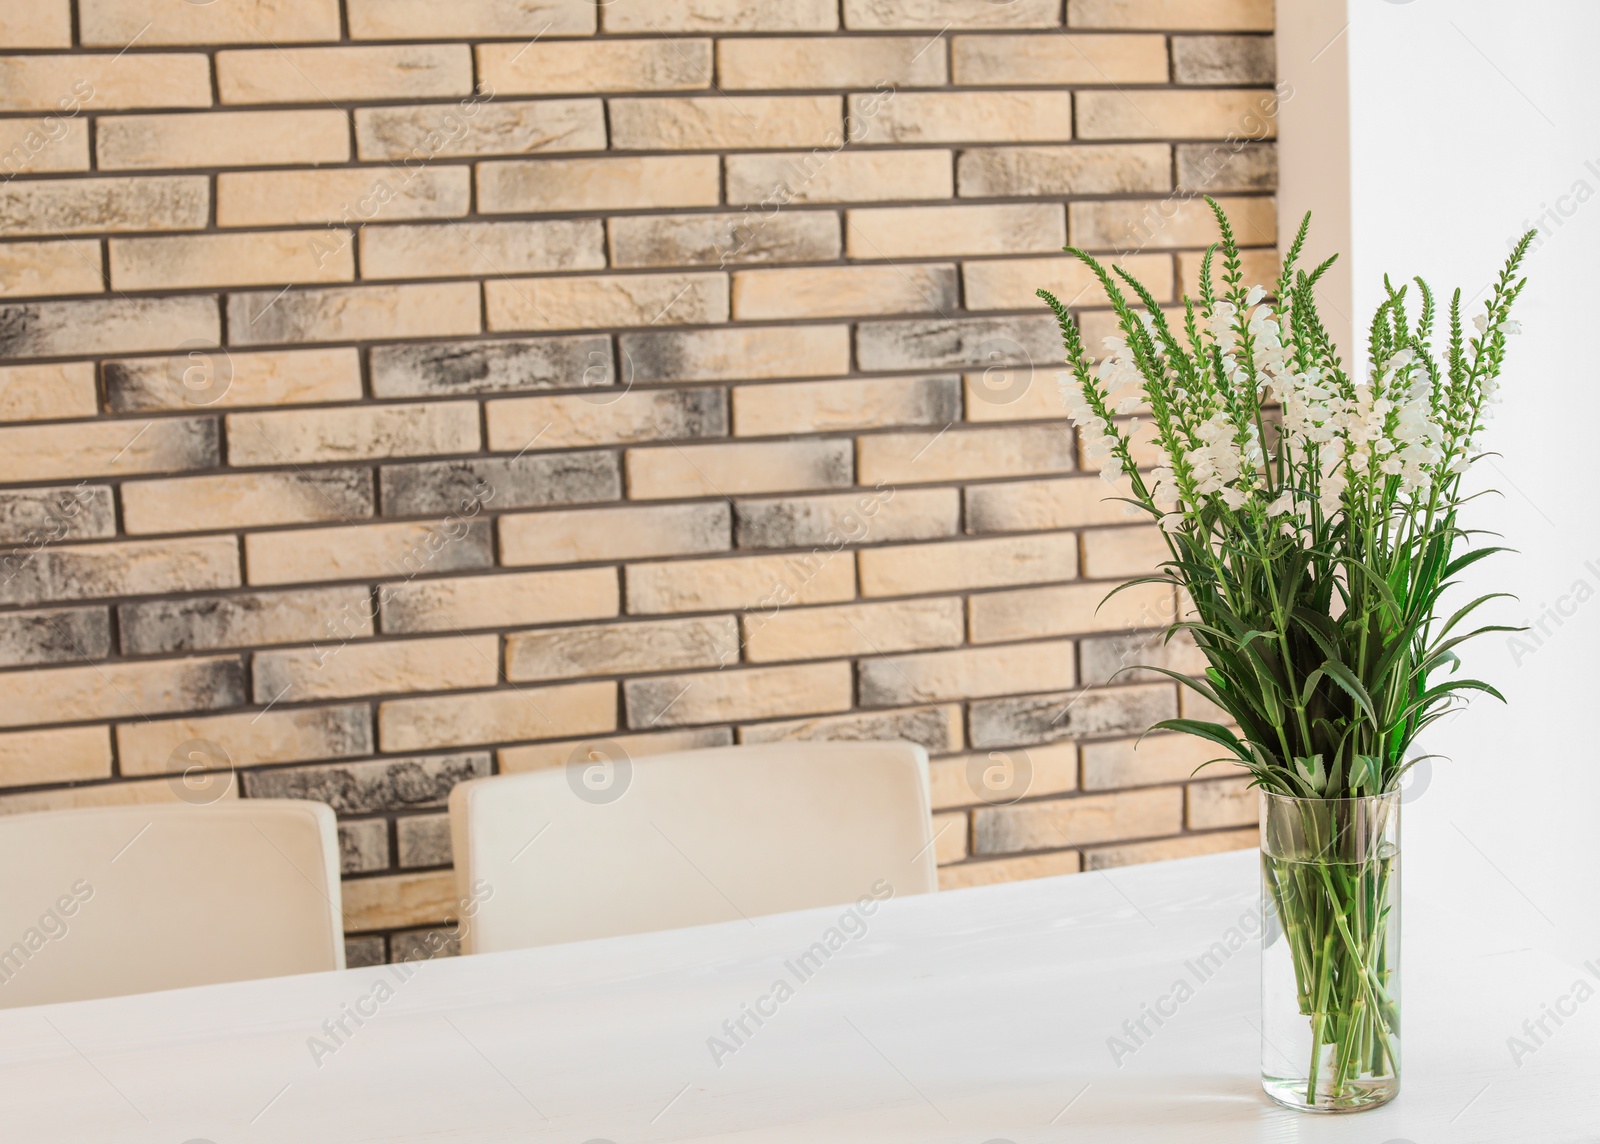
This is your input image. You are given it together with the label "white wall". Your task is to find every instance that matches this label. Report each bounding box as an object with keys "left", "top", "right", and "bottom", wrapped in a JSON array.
[{"left": 1287, "top": 0, "right": 1600, "bottom": 956}]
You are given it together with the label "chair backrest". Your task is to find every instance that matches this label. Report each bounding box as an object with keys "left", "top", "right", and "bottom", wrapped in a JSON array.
[
  {"left": 449, "top": 741, "right": 936, "bottom": 953},
  {"left": 0, "top": 800, "right": 344, "bottom": 1009}
]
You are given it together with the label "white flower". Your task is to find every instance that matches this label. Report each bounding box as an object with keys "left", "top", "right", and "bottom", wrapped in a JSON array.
[
  {"left": 1266, "top": 491, "right": 1294, "bottom": 517},
  {"left": 1246, "top": 284, "right": 1267, "bottom": 307}
]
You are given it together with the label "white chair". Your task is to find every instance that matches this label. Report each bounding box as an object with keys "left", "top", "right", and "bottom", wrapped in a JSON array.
[
  {"left": 0, "top": 801, "right": 344, "bottom": 1009},
  {"left": 449, "top": 741, "right": 937, "bottom": 953}
]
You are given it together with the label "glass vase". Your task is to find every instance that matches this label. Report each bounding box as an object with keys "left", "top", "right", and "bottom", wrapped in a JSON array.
[{"left": 1260, "top": 790, "right": 1400, "bottom": 1113}]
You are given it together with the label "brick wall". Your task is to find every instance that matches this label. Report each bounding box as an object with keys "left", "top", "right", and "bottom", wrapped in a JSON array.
[{"left": 0, "top": 0, "right": 1277, "bottom": 965}]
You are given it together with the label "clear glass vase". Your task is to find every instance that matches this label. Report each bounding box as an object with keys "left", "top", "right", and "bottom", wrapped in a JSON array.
[{"left": 1260, "top": 790, "right": 1400, "bottom": 1113}]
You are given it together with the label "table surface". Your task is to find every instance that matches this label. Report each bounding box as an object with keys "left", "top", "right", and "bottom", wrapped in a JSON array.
[{"left": 0, "top": 847, "right": 1595, "bottom": 1143}]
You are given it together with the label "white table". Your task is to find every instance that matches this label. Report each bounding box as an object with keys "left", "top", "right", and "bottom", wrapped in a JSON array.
[{"left": 0, "top": 848, "right": 1594, "bottom": 1143}]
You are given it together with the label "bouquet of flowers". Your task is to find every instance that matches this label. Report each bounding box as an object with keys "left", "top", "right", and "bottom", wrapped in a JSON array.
[{"left": 1040, "top": 199, "right": 1531, "bottom": 1109}]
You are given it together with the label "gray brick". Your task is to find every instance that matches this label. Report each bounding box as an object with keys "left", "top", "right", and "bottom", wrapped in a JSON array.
[
  {"left": 0, "top": 486, "right": 115, "bottom": 545},
  {"left": 389, "top": 926, "right": 460, "bottom": 962},
  {"left": 0, "top": 175, "right": 209, "bottom": 237},
  {"left": 735, "top": 489, "right": 958, "bottom": 549},
  {"left": 1175, "top": 142, "right": 1276, "bottom": 192},
  {"left": 370, "top": 335, "right": 613, "bottom": 397},
  {"left": 0, "top": 606, "right": 110, "bottom": 668},
  {"left": 339, "top": 818, "right": 390, "bottom": 875},
  {"left": 1172, "top": 35, "right": 1276, "bottom": 85},
  {"left": 242, "top": 751, "right": 490, "bottom": 815},
  {"left": 970, "top": 683, "right": 1176, "bottom": 748},
  {"left": 856, "top": 315, "right": 1060, "bottom": 372},
  {"left": 610, "top": 211, "right": 841, "bottom": 268},
  {"left": 1080, "top": 632, "right": 1207, "bottom": 686},
  {"left": 0, "top": 297, "right": 220, "bottom": 358},
  {"left": 396, "top": 813, "right": 452, "bottom": 868},
  {"left": 355, "top": 100, "right": 605, "bottom": 161},
  {"left": 380, "top": 452, "right": 621, "bottom": 516},
  {"left": 345, "top": 935, "right": 387, "bottom": 967},
  {"left": 506, "top": 616, "right": 738, "bottom": 682},
  {"left": 957, "top": 144, "right": 1171, "bottom": 197},
  {"left": 740, "top": 705, "right": 959, "bottom": 753},
  {"left": 118, "top": 587, "right": 374, "bottom": 655}
]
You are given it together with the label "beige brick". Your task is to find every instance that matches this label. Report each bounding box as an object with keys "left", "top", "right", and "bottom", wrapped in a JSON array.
[
  {"left": 732, "top": 265, "right": 955, "bottom": 321},
  {"left": 499, "top": 726, "right": 731, "bottom": 774},
  {"left": 379, "top": 679, "right": 616, "bottom": 752},
  {"left": 852, "top": 92, "right": 1074, "bottom": 144},
  {"left": 0, "top": 537, "right": 239, "bottom": 607},
  {"left": 478, "top": 156, "right": 719, "bottom": 214},
  {"left": 626, "top": 662, "right": 850, "bottom": 727},
  {"left": 0, "top": 362, "right": 97, "bottom": 421},
  {"left": 953, "top": 33, "right": 1166, "bottom": 84},
  {"left": 929, "top": 741, "right": 1078, "bottom": 811},
  {"left": 0, "top": 238, "right": 103, "bottom": 298},
  {"left": 859, "top": 425, "right": 1074, "bottom": 485},
  {"left": 1078, "top": 89, "right": 1278, "bottom": 141},
  {"left": 1178, "top": 247, "right": 1279, "bottom": 298},
  {"left": 628, "top": 439, "right": 850, "bottom": 500},
  {"left": 0, "top": 3, "right": 70, "bottom": 48},
  {"left": 104, "top": 347, "right": 362, "bottom": 413},
  {"left": 501, "top": 503, "right": 729, "bottom": 567},
  {"left": 487, "top": 388, "right": 726, "bottom": 451},
  {"left": 610, "top": 96, "right": 841, "bottom": 151},
  {"left": 0, "top": 54, "right": 210, "bottom": 113},
  {"left": 0, "top": 726, "right": 112, "bottom": 789},
  {"left": 740, "top": 703, "right": 962, "bottom": 752},
  {"left": 0, "top": 175, "right": 207, "bottom": 237},
  {"left": 1069, "top": 0, "right": 1273, "bottom": 31},
  {"left": 479, "top": 39, "right": 709, "bottom": 95},
  {"left": 960, "top": 365, "right": 1072, "bottom": 425},
  {"left": 121, "top": 470, "right": 372, "bottom": 535},
  {"left": 861, "top": 533, "right": 1078, "bottom": 597},
  {"left": 862, "top": 640, "right": 1076, "bottom": 707},
  {"left": 1071, "top": 194, "right": 1275, "bottom": 252},
  {"left": 255, "top": 634, "right": 499, "bottom": 704},
  {"left": 1188, "top": 776, "right": 1256, "bottom": 829},
  {"left": 218, "top": 168, "right": 468, "bottom": 228},
  {"left": 604, "top": 0, "right": 838, "bottom": 32},
  {"left": 97, "top": 110, "right": 349, "bottom": 170},
  {"left": 733, "top": 375, "right": 959, "bottom": 436},
  {"left": 508, "top": 616, "right": 738, "bottom": 682},
  {"left": 0, "top": 776, "right": 237, "bottom": 817},
  {"left": 362, "top": 219, "right": 603, "bottom": 281},
  {"left": 720, "top": 37, "right": 947, "bottom": 89},
  {"left": 110, "top": 231, "right": 352, "bottom": 291},
  {"left": 342, "top": 871, "right": 456, "bottom": 932},
  {"left": 958, "top": 143, "right": 1171, "bottom": 197},
  {"left": 228, "top": 282, "right": 480, "bottom": 347},
  {"left": 974, "top": 787, "right": 1182, "bottom": 853},
  {"left": 79, "top": 0, "right": 340, "bottom": 46},
  {"left": 845, "top": 0, "right": 1061, "bottom": 27},
  {"left": 620, "top": 325, "right": 851, "bottom": 383},
  {"left": 0, "top": 295, "right": 218, "bottom": 358},
  {"left": 355, "top": 100, "right": 605, "bottom": 161},
  {"left": 117, "top": 704, "right": 371, "bottom": 774},
  {"left": 0, "top": 418, "right": 214, "bottom": 482},
  {"left": 1181, "top": 686, "right": 1234, "bottom": 725},
  {"left": 848, "top": 203, "right": 1064, "bottom": 260},
  {"left": 628, "top": 551, "right": 855, "bottom": 614},
  {"left": 0, "top": 655, "right": 241, "bottom": 729},
  {"left": 0, "top": 116, "right": 89, "bottom": 175},
  {"left": 218, "top": 45, "right": 470, "bottom": 104},
  {"left": 347, "top": 0, "right": 594, "bottom": 38},
  {"left": 933, "top": 812, "right": 969, "bottom": 864},
  {"left": 246, "top": 521, "right": 491, "bottom": 586},
  {"left": 1082, "top": 524, "right": 1166, "bottom": 578},
  {"left": 939, "top": 851, "right": 1080, "bottom": 889},
  {"left": 487, "top": 271, "right": 728, "bottom": 332},
  {"left": 963, "top": 252, "right": 1174, "bottom": 314},
  {"left": 726, "top": 150, "right": 952, "bottom": 207},
  {"left": 609, "top": 211, "right": 840, "bottom": 269},
  {"left": 969, "top": 580, "right": 1173, "bottom": 645},
  {"left": 735, "top": 486, "right": 957, "bottom": 549},
  {"left": 965, "top": 476, "right": 1147, "bottom": 531},
  {"left": 380, "top": 568, "right": 619, "bottom": 633},
  {"left": 227, "top": 403, "right": 478, "bottom": 467},
  {"left": 744, "top": 597, "right": 963, "bottom": 662},
  {"left": 1082, "top": 732, "right": 1240, "bottom": 791},
  {"left": 1083, "top": 827, "right": 1255, "bottom": 870}
]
